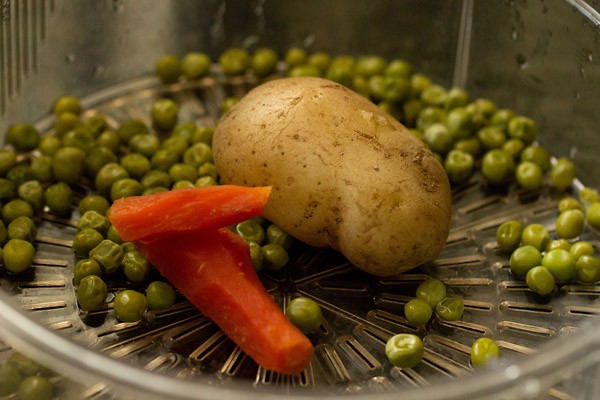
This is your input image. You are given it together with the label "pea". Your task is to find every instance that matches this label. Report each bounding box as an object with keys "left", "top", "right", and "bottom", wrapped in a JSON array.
[
  {"left": 7, "top": 216, "right": 36, "bottom": 242},
  {"left": 446, "top": 107, "right": 473, "bottom": 140},
  {"left": 410, "top": 73, "right": 432, "bottom": 97},
  {"left": 0, "top": 363, "right": 22, "bottom": 396},
  {"left": 235, "top": 220, "right": 265, "bottom": 244},
  {"left": 114, "top": 289, "right": 147, "bottom": 322},
  {"left": 83, "top": 145, "right": 118, "bottom": 177},
  {"left": 219, "top": 48, "right": 250, "bottom": 76},
  {"left": 121, "top": 153, "right": 153, "bottom": 180},
  {"left": 106, "top": 224, "right": 123, "bottom": 244},
  {"left": 248, "top": 241, "right": 264, "bottom": 272},
  {"left": 95, "top": 163, "right": 130, "bottom": 195},
  {"left": 30, "top": 155, "right": 54, "bottom": 182},
  {"left": 95, "top": 129, "right": 121, "bottom": 153},
  {"left": 509, "top": 245, "right": 542, "bottom": 277},
  {"left": 266, "top": 224, "right": 293, "bottom": 250},
  {"left": 181, "top": 51, "right": 211, "bottom": 79},
  {"left": 502, "top": 138, "right": 525, "bottom": 158},
  {"left": 470, "top": 338, "right": 501, "bottom": 368},
  {"left": 489, "top": 109, "right": 516, "bottom": 130},
  {"left": 44, "top": 182, "right": 73, "bottom": 216},
  {"left": 61, "top": 126, "right": 95, "bottom": 153},
  {"left": 444, "top": 149, "right": 474, "bottom": 184},
  {"left": 415, "top": 278, "right": 447, "bottom": 308},
  {"left": 550, "top": 158, "right": 576, "bottom": 190},
  {"left": 507, "top": 115, "right": 537, "bottom": 144},
  {"left": 89, "top": 239, "right": 124, "bottom": 274},
  {"left": 402, "top": 99, "right": 422, "bottom": 127},
  {"left": 436, "top": 298, "right": 464, "bottom": 321},
  {"left": 262, "top": 243, "right": 289, "bottom": 271},
  {"left": 17, "top": 375, "right": 53, "bottom": 400},
  {"left": 308, "top": 52, "right": 331, "bottom": 72},
  {"left": 325, "top": 56, "right": 355, "bottom": 86},
  {"left": 520, "top": 144, "right": 552, "bottom": 172},
  {"left": 198, "top": 162, "right": 218, "bottom": 179},
  {"left": 404, "top": 298, "right": 433, "bottom": 326},
  {"left": 192, "top": 126, "right": 215, "bottom": 146},
  {"left": 2, "top": 199, "right": 34, "bottom": 224},
  {"left": 143, "top": 187, "right": 169, "bottom": 196},
  {"left": 155, "top": 55, "right": 181, "bottom": 84},
  {"left": 555, "top": 209, "right": 584, "bottom": 239},
  {"left": 481, "top": 149, "right": 515, "bottom": 184},
  {"left": 184, "top": 142, "right": 213, "bottom": 167},
  {"left": 117, "top": 119, "right": 149, "bottom": 143},
  {"left": 288, "top": 64, "right": 321, "bottom": 78},
  {"left": 53, "top": 95, "right": 82, "bottom": 115},
  {"left": 77, "top": 275, "right": 107, "bottom": 311},
  {"left": 161, "top": 135, "right": 189, "bottom": 156},
  {"left": 496, "top": 219, "right": 523, "bottom": 252},
  {"left": 515, "top": 161, "right": 544, "bottom": 190},
  {"left": 285, "top": 296, "right": 322, "bottom": 334},
  {"left": 423, "top": 123, "right": 453, "bottom": 154},
  {"left": 416, "top": 106, "right": 446, "bottom": 131},
  {"left": 0, "top": 149, "right": 17, "bottom": 176},
  {"left": 251, "top": 48, "right": 279, "bottom": 77},
  {"left": 6, "top": 123, "right": 40, "bottom": 152},
  {"left": 542, "top": 248, "right": 576, "bottom": 283},
  {"left": 169, "top": 163, "right": 198, "bottom": 183},
  {"left": 7, "top": 352, "right": 48, "bottom": 376},
  {"left": 110, "top": 178, "right": 143, "bottom": 201},
  {"left": 7, "top": 165, "right": 35, "bottom": 188},
  {"left": 78, "top": 194, "right": 110, "bottom": 216},
  {"left": 558, "top": 197, "right": 582, "bottom": 213},
  {"left": 546, "top": 239, "right": 571, "bottom": 252},
  {"left": 82, "top": 114, "right": 108, "bottom": 137},
  {"left": 122, "top": 250, "right": 150, "bottom": 283},
  {"left": 570, "top": 241, "right": 594, "bottom": 260},
  {"left": 385, "top": 333, "right": 424, "bottom": 369},
  {"left": 0, "top": 178, "right": 15, "bottom": 200},
  {"left": 151, "top": 99, "right": 178, "bottom": 132},
  {"left": 579, "top": 187, "right": 599, "bottom": 205},
  {"left": 129, "top": 134, "right": 161, "bottom": 158},
  {"left": 521, "top": 224, "right": 550, "bottom": 251},
  {"left": 3, "top": 238, "right": 35, "bottom": 273},
  {"left": 355, "top": 55, "right": 386, "bottom": 77},
  {"left": 51, "top": 146, "right": 86, "bottom": 184},
  {"left": 0, "top": 220, "right": 7, "bottom": 245},
  {"left": 384, "top": 59, "right": 411, "bottom": 79},
  {"left": 73, "top": 228, "right": 104, "bottom": 258},
  {"left": 18, "top": 180, "right": 44, "bottom": 210},
  {"left": 141, "top": 169, "right": 172, "bottom": 189},
  {"left": 171, "top": 180, "right": 194, "bottom": 189},
  {"left": 38, "top": 134, "right": 62, "bottom": 156},
  {"left": 54, "top": 111, "right": 80, "bottom": 136},
  {"left": 525, "top": 266, "right": 555, "bottom": 296},
  {"left": 222, "top": 97, "right": 239, "bottom": 113},
  {"left": 586, "top": 202, "right": 600, "bottom": 230},
  {"left": 444, "top": 87, "right": 470, "bottom": 110},
  {"left": 575, "top": 255, "right": 600, "bottom": 283},
  {"left": 73, "top": 258, "right": 102, "bottom": 285},
  {"left": 145, "top": 281, "right": 176, "bottom": 310},
  {"left": 284, "top": 47, "right": 307, "bottom": 68},
  {"left": 151, "top": 149, "right": 180, "bottom": 171},
  {"left": 120, "top": 242, "right": 137, "bottom": 253},
  {"left": 467, "top": 98, "right": 497, "bottom": 128}
]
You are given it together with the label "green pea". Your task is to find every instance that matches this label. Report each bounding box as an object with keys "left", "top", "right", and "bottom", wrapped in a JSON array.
[
  {"left": 89, "top": 239, "right": 124, "bottom": 274},
  {"left": 6, "top": 123, "right": 40, "bottom": 152},
  {"left": 489, "top": 109, "right": 516, "bottom": 130},
  {"left": 402, "top": 99, "right": 422, "bottom": 128},
  {"left": 586, "top": 202, "right": 600, "bottom": 230},
  {"left": 416, "top": 278, "right": 447, "bottom": 308},
  {"left": 520, "top": 224, "right": 550, "bottom": 251},
  {"left": 198, "top": 162, "right": 218, "bottom": 179},
  {"left": 248, "top": 241, "right": 264, "bottom": 272},
  {"left": 0, "top": 178, "right": 15, "bottom": 200},
  {"left": 141, "top": 169, "right": 172, "bottom": 189},
  {"left": 122, "top": 250, "right": 150, "bottom": 283},
  {"left": 54, "top": 111, "right": 80, "bottom": 136},
  {"left": 168, "top": 163, "right": 198, "bottom": 183},
  {"left": 17, "top": 180, "right": 44, "bottom": 210},
  {"left": 146, "top": 281, "right": 177, "bottom": 310},
  {"left": 110, "top": 178, "right": 143, "bottom": 201},
  {"left": 410, "top": 73, "right": 433, "bottom": 97},
  {"left": 3, "top": 238, "right": 35, "bottom": 273},
  {"left": 266, "top": 224, "right": 293, "bottom": 250},
  {"left": 542, "top": 248, "right": 576, "bottom": 283},
  {"left": 235, "top": 220, "right": 265, "bottom": 244},
  {"left": 546, "top": 239, "right": 571, "bottom": 252},
  {"left": 106, "top": 224, "right": 123, "bottom": 244},
  {"left": 444, "top": 149, "right": 474, "bottom": 184},
  {"left": 219, "top": 48, "right": 250, "bottom": 76},
  {"left": 436, "top": 297, "right": 464, "bottom": 321},
  {"left": 288, "top": 64, "right": 321, "bottom": 78},
  {"left": 73, "top": 228, "right": 104, "bottom": 258},
  {"left": 477, "top": 127, "right": 506, "bottom": 150},
  {"left": 143, "top": 186, "right": 169, "bottom": 195},
  {"left": 61, "top": 126, "right": 95, "bottom": 153},
  {"left": 284, "top": 47, "right": 307, "bottom": 68},
  {"left": 496, "top": 219, "right": 523, "bottom": 252},
  {"left": 570, "top": 241, "right": 594, "bottom": 260},
  {"left": 181, "top": 51, "right": 211, "bottom": 79},
  {"left": 285, "top": 296, "right": 322, "bottom": 334},
  {"left": 44, "top": 182, "right": 73, "bottom": 216},
  {"left": 575, "top": 255, "right": 600, "bottom": 283},
  {"left": 481, "top": 149, "right": 515, "bottom": 185},
  {"left": 18, "top": 375, "right": 53, "bottom": 400},
  {"left": 520, "top": 144, "right": 552, "bottom": 172},
  {"left": 129, "top": 134, "right": 160, "bottom": 158},
  {"left": 195, "top": 175, "right": 217, "bottom": 187},
  {"left": 30, "top": 155, "right": 53, "bottom": 182},
  {"left": 150, "top": 149, "right": 179, "bottom": 171},
  {"left": 192, "top": 126, "right": 215, "bottom": 146},
  {"left": 470, "top": 338, "right": 501, "bottom": 368},
  {"left": 82, "top": 114, "right": 108, "bottom": 137},
  {"left": 444, "top": 87, "right": 470, "bottom": 110},
  {"left": 515, "top": 161, "right": 544, "bottom": 190},
  {"left": 222, "top": 96, "right": 239, "bottom": 113},
  {"left": 558, "top": 196, "right": 582, "bottom": 213},
  {"left": 526, "top": 266, "right": 555, "bottom": 296},
  {"left": 446, "top": 107, "right": 473, "bottom": 140},
  {"left": 507, "top": 115, "right": 537, "bottom": 144},
  {"left": 509, "top": 245, "right": 542, "bottom": 277},
  {"left": 38, "top": 134, "right": 62, "bottom": 156},
  {"left": 2, "top": 199, "right": 34, "bottom": 224},
  {"left": 423, "top": 123, "right": 453, "bottom": 154},
  {"left": 77, "top": 274, "right": 107, "bottom": 311},
  {"left": 73, "top": 258, "right": 102, "bottom": 285},
  {"left": 151, "top": 99, "right": 179, "bottom": 132},
  {"left": 117, "top": 119, "right": 149, "bottom": 143},
  {"left": 355, "top": 55, "right": 387, "bottom": 77},
  {"left": 555, "top": 209, "right": 584, "bottom": 239},
  {"left": 550, "top": 158, "right": 576, "bottom": 190},
  {"left": 262, "top": 243, "right": 289, "bottom": 271},
  {"left": 308, "top": 52, "right": 331, "bottom": 73},
  {"left": 0, "top": 363, "right": 22, "bottom": 396},
  {"left": 579, "top": 187, "right": 599, "bottom": 205},
  {"left": 0, "top": 220, "right": 7, "bottom": 245},
  {"left": 95, "top": 163, "right": 130, "bottom": 195},
  {"left": 466, "top": 98, "right": 497, "bottom": 128},
  {"left": 7, "top": 352, "right": 48, "bottom": 377},
  {"left": 84, "top": 146, "right": 119, "bottom": 178},
  {"left": 155, "top": 55, "right": 181, "bottom": 84},
  {"left": 114, "top": 289, "right": 147, "bottom": 322},
  {"left": 385, "top": 333, "right": 424, "bottom": 369},
  {"left": 120, "top": 241, "right": 137, "bottom": 253},
  {"left": 77, "top": 210, "right": 109, "bottom": 235},
  {"left": 325, "top": 56, "right": 355, "bottom": 86},
  {"left": 161, "top": 135, "right": 189, "bottom": 157},
  {"left": 52, "top": 146, "right": 86, "bottom": 184},
  {"left": 7, "top": 216, "right": 36, "bottom": 242},
  {"left": 416, "top": 106, "right": 447, "bottom": 131},
  {"left": 95, "top": 129, "right": 121, "bottom": 153},
  {"left": 404, "top": 298, "right": 433, "bottom": 326},
  {"left": 384, "top": 59, "right": 411, "bottom": 79},
  {"left": 53, "top": 95, "right": 82, "bottom": 115},
  {"left": 0, "top": 149, "right": 17, "bottom": 176},
  {"left": 502, "top": 138, "right": 525, "bottom": 158},
  {"left": 7, "top": 165, "right": 35, "bottom": 188},
  {"left": 78, "top": 194, "right": 110, "bottom": 216},
  {"left": 249, "top": 48, "right": 278, "bottom": 77}
]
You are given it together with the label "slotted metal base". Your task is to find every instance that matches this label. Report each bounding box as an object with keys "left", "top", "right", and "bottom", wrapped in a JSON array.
[{"left": 1, "top": 74, "right": 599, "bottom": 399}]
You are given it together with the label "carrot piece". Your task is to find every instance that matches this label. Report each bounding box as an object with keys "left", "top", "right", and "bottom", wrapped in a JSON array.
[
  {"left": 108, "top": 185, "right": 271, "bottom": 242},
  {"left": 138, "top": 228, "right": 314, "bottom": 375}
]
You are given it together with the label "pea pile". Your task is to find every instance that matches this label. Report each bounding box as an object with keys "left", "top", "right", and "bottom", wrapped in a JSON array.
[{"left": 0, "top": 352, "right": 53, "bottom": 400}]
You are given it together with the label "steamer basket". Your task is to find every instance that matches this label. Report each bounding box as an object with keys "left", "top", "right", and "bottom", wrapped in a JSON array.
[{"left": 2, "top": 1, "right": 600, "bottom": 399}]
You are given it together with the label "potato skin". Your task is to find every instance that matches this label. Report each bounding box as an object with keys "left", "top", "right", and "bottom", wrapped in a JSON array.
[{"left": 213, "top": 77, "right": 451, "bottom": 276}]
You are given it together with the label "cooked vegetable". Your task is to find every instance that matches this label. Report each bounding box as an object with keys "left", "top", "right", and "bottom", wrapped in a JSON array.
[
  {"left": 435, "top": 297, "right": 464, "bottom": 321},
  {"left": 415, "top": 278, "right": 447, "bottom": 308},
  {"left": 138, "top": 228, "right": 313, "bottom": 375},
  {"left": 470, "top": 338, "right": 501, "bottom": 368},
  {"left": 385, "top": 333, "right": 424, "bottom": 368},
  {"left": 213, "top": 76, "right": 452, "bottom": 276},
  {"left": 109, "top": 185, "right": 271, "bottom": 242},
  {"left": 404, "top": 298, "right": 433, "bottom": 326},
  {"left": 18, "top": 375, "right": 53, "bottom": 400},
  {"left": 285, "top": 297, "right": 323, "bottom": 334},
  {"left": 526, "top": 266, "right": 555, "bottom": 296},
  {"left": 77, "top": 275, "right": 108, "bottom": 311},
  {"left": 113, "top": 289, "right": 147, "bottom": 322}
]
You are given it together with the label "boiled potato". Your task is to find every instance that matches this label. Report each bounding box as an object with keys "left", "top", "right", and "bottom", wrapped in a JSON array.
[{"left": 213, "top": 77, "right": 451, "bottom": 276}]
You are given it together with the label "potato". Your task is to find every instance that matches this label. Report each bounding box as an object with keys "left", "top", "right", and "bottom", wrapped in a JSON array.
[{"left": 213, "top": 77, "right": 451, "bottom": 276}]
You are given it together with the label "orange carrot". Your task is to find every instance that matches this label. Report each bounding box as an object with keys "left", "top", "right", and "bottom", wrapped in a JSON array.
[
  {"left": 109, "top": 185, "right": 271, "bottom": 242},
  {"left": 138, "top": 228, "right": 313, "bottom": 375}
]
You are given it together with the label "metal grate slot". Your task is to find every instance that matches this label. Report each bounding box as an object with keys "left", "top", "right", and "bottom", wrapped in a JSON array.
[
  {"left": 338, "top": 336, "right": 381, "bottom": 372},
  {"left": 496, "top": 321, "right": 557, "bottom": 338}
]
